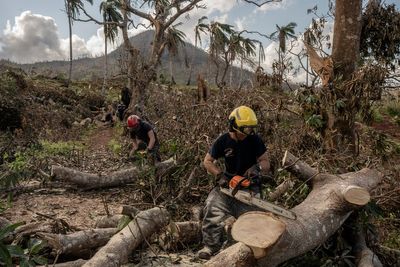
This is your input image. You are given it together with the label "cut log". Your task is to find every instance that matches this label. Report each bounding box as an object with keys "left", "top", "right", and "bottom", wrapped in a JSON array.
[
  {"left": 38, "top": 259, "right": 87, "bottom": 267},
  {"left": 83, "top": 207, "right": 169, "bottom": 267},
  {"left": 38, "top": 228, "right": 117, "bottom": 256},
  {"left": 268, "top": 180, "right": 294, "bottom": 201},
  {"left": 51, "top": 158, "right": 176, "bottom": 190},
  {"left": 204, "top": 242, "right": 256, "bottom": 267},
  {"left": 94, "top": 215, "right": 124, "bottom": 228},
  {"left": 353, "top": 227, "right": 383, "bottom": 267},
  {"left": 231, "top": 212, "right": 286, "bottom": 259},
  {"left": 208, "top": 151, "right": 383, "bottom": 267},
  {"left": 159, "top": 221, "right": 201, "bottom": 251},
  {"left": 119, "top": 205, "right": 140, "bottom": 217}
]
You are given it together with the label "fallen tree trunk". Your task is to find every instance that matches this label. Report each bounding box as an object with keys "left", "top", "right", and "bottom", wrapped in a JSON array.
[
  {"left": 94, "top": 215, "right": 124, "bottom": 228},
  {"left": 39, "top": 259, "right": 87, "bottom": 267},
  {"left": 38, "top": 228, "right": 117, "bottom": 256},
  {"left": 207, "top": 151, "right": 383, "bottom": 267},
  {"left": 159, "top": 221, "right": 201, "bottom": 251},
  {"left": 83, "top": 207, "right": 169, "bottom": 267},
  {"left": 51, "top": 158, "right": 176, "bottom": 190}
]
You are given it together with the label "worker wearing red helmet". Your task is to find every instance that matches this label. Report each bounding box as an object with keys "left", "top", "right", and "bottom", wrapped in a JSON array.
[{"left": 127, "top": 115, "right": 160, "bottom": 163}]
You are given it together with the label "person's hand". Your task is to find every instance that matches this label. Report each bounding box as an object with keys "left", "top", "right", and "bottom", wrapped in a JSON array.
[{"left": 244, "top": 164, "right": 261, "bottom": 178}]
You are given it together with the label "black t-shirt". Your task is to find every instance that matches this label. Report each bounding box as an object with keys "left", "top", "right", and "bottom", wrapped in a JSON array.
[
  {"left": 209, "top": 132, "right": 267, "bottom": 176},
  {"left": 129, "top": 121, "right": 158, "bottom": 145}
]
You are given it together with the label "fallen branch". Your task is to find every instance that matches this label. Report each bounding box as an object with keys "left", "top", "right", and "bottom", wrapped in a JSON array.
[
  {"left": 94, "top": 215, "right": 124, "bottom": 228},
  {"left": 83, "top": 207, "right": 169, "bottom": 267},
  {"left": 159, "top": 221, "right": 201, "bottom": 251},
  {"left": 38, "top": 228, "right": 118, "bottom": 256},
  {"left": 51, "top": 158, "right": 176, "bottom": 190}
]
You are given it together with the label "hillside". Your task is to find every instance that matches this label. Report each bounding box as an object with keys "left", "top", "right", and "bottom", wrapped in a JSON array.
[
  {"left": 0, "top": 67, "right": 399, "bottom": 266},
  {"left": 2, "top": 30, "right": 253, "bottom": 86}
]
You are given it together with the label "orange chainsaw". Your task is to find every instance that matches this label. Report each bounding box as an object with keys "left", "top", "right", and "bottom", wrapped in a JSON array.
[{"left": 221, "top": 175, "right": 297, "bottom": 220}]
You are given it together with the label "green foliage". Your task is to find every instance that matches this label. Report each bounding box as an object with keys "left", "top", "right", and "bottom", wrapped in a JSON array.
[
  {"left": 371, "top": 109, "right": 384, "bottom": 123},
  {"left": 361, "top": 2, "right": 400, "bottom": 70},
  {"left": 108, "top": 139, "right": 122, "bottom": 155},
  {"left": 306, "top": 114, "right": 324, "bottom": 129},
  {"left": 160, "top": 139, "right": 181, "bottom": 156},
  {"left": 385, "top": 102, "right": 400, "bottom": 117},
  {"left": 372, "top": 133, "right": 400, "bottom": 160},
  {"left": 0, "top": 222, "right": 23, "bottom": 267},
  {"left": 1, "top": 140, "right": 84, "bottom": 189}
]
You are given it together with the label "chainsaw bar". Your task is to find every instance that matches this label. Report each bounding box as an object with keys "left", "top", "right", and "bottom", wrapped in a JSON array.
[{"left": 220, "top": 188, "right": 297, "bottom": 220}]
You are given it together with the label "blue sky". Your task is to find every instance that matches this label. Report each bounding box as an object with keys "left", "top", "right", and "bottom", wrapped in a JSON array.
[{"left": 0, "top": 0, "right": 397, "bottom": 81}]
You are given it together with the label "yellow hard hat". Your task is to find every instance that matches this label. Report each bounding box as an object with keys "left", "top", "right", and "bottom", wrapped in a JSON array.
[{"left": 229, "top": 106, "right": 258, "bottom": 135}]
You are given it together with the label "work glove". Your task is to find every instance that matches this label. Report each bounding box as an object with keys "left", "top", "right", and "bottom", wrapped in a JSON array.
[
  {"left": 244, "top": 164, "right": 261, "bottom": 179},
  {"left": 217, "top": 172, "right": 230, "bottom": 188}
]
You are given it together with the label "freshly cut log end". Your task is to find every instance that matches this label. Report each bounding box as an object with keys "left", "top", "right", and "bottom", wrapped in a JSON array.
[
  {"left": 204, "top": 242, "right": 255, "bottom": 267},
  {"left": 231, "top": 211, "right": 286, "bottom": 259},
  {"left": 343, "top": 186, "right": 370, "bottom": 206}
]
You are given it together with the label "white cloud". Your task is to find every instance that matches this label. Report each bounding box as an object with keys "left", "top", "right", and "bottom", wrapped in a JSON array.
[
  {"left": 0, "top": 11, "right": 65, "bottom": 63},
  {"left": 255, "top": 0, "right": 293, "bottom": 14}
]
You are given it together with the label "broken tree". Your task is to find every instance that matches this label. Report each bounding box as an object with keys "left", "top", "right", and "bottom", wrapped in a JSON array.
[
  {"left": 51, "top": 158, "right": 176, "bottom": 190},
  {"left": 206, "top": 151, "right": 383, "bottom": 267},
  {"left": 83, "top": 207, "right": 169, "bottom": 267}
]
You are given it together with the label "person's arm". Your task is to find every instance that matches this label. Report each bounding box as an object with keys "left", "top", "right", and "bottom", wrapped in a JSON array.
[
  {"left": 257, "top": 151, "right": 270, "bottom": 174},
  {"left": 146, "top": 130, "right": 156, "bottom": 150},
  {"left": 131, "top": 138, "right": 138, "bottom": 152},
  {"left": 203, "top": 153, "right": 222, "bottom": 176}
]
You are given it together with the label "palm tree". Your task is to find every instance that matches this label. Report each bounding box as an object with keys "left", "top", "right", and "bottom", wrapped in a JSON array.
[
  {"left": 207, "top": 21, "right": 234, "bottom": 88},
  {"left": 100, "top": 0, "right": 122, "bottom": 95},
  {"left": 270, "top": 22, "right": 297, "bottom": 87},
  {"left": 164, "top": 24, "right": 186, "bottom": 85},
  {"left": 64, "top": 0, "right": 93, "bottom": 87},
  {"left": 186, "top": 16, "right": 209, "bottom": 85}
]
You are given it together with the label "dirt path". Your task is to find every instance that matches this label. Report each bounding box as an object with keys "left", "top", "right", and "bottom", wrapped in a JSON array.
[{"left": 3, "top": 125, "right": 132, "bottom": 229}]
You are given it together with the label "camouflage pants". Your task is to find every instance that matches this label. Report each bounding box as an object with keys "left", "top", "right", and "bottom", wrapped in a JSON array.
[{"left": 201, "top": 187, "right": 260, "bottom": 251}]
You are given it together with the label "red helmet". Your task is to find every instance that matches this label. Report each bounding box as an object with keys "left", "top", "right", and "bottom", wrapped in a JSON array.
[{"left": 127, "top": 115, "right": 140, "bottom": 128}]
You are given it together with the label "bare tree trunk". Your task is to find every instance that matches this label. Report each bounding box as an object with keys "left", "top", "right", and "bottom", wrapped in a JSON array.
[
  {"left": 83, "top": 207, "right": 169, "bottom": 267},
  {"left": 326, "top": 0, "right": 362, "bottom": 153},
  {"left": 39, "top": 259, "right": 87, "bottom": 267},
  {"left": 101, "top": 34, "right": 108, "bottom": 96},
  {"left": 39, "top": 228, "right": 118, "bottom": 256},
  {"left": 51, "top": 158, "right": 176, "bottom": 190},
  {"left": 159, "top": 221, "right": 201, "bottom": 250},
  {"left": 332, "top": 0, "right": 362, "bottom": 81},
  {"left": 66, "top": 0, "right": 73, "bottom": 88}
]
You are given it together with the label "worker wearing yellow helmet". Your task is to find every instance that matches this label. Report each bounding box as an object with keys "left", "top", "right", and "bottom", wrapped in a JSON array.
[{"left": 198, "top": 106, "right": 271, "bottom": 260}]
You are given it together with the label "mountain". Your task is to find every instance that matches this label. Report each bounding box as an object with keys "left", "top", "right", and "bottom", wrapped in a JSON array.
[{"left": 1, "top": 30, "right": 253, "bottom": 86}]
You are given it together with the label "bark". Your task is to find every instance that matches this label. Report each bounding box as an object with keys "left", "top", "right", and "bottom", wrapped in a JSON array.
[
  {"left": 332, "top": 0, "right": 362, "bottom": 80},
  {"left": 175, "top": 167, "right": 198, "bottom": 201},
  {"left": 268, "top": 179, "right": 294, "bottom": 202},
  {"left": 51, "top": 158, "right": 176, "bottom": 190},
  {"left": 205, "top": 242, "right": 256, "bottom": 267},
  {"left": 38, "top": 259, "right": 87, "bottom": 267},
  {"left": 38, "top": 228, "right": 117, "bottom": 256},
  {"left": 119, "top": 205, "right": 140, "bottom": 217},
  {"left": 94, "top": 215, "right": 124, "bottom": 228},
  {"left": 353, "top": 227, "right": 383, "bottom": 267},
  {"left": 83, "top": 207, "right": 169, "bottom": 267},
  {"left": 207, "top": 151, "right": 383, "bottom": 267},
  {"left": 6, "top": 221, "right": 56, "bottom": 244},
  {"left": 159, "top": 221, "right": 201, "bottom": 251}
]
